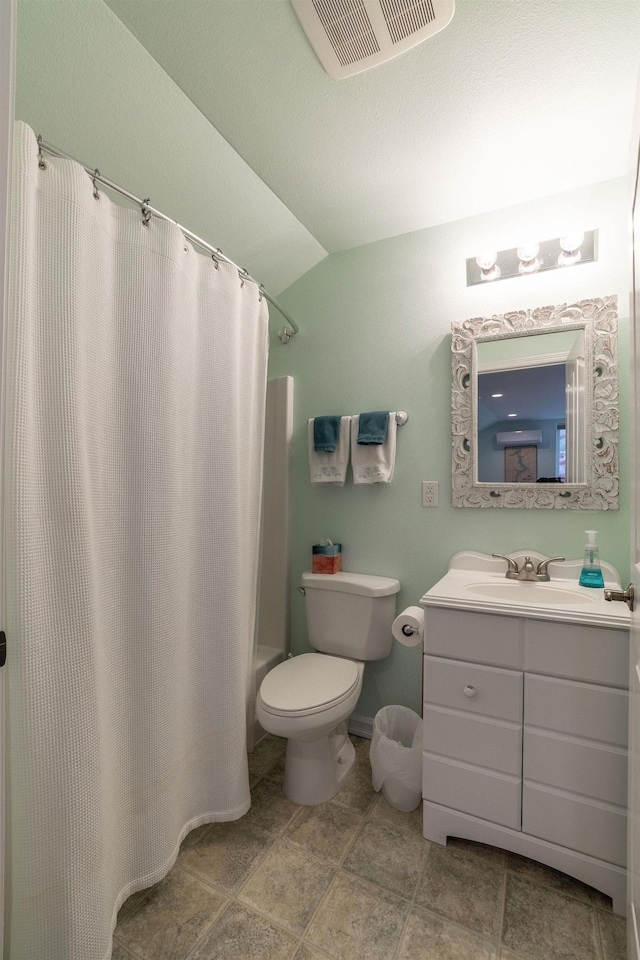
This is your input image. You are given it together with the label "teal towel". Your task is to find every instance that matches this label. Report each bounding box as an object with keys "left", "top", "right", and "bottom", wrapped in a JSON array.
[
  {"left": 357, "top": 411, "right": 389, "bottom": 445},
  {"left": 314, "top": 415, "right": 343, "bottom": 452}
]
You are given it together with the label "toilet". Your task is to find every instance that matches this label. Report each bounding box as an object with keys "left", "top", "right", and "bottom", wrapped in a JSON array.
[{"left": 255, "top": 570, "right": 400, "bottom": 805}]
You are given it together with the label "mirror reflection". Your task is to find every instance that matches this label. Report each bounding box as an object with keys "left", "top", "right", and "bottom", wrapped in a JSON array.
[{"left": 476, "top": 330, "right": 585, "bottom": 484}]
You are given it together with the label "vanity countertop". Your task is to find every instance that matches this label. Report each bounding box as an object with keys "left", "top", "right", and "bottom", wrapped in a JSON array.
[{"left": 421, "top": 551, "right": 630, "bottom": 629}]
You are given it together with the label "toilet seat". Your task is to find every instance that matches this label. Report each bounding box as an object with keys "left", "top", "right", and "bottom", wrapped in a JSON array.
[{"left": 258, "top": 653, "right": 360, "bottom": 718}]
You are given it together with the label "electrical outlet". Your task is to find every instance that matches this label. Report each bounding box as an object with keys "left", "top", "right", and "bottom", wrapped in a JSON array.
[{"left": 422, "top": 481, "right": 439, "bottom": 507}]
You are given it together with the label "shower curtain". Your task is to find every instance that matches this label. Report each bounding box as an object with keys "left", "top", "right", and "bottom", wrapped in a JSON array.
[{"left": 4, "top": 122, "right": 269, "bottom": 960}]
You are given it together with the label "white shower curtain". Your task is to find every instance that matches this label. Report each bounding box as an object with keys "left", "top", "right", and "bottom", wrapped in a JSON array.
[{"left": 4, "top": 122, "right": 268, "bottom": 960}]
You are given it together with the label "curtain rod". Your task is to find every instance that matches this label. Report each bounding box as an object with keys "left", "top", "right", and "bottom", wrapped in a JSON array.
[{"left": 36, "top": 136, "right": 299, "bottom": 344}]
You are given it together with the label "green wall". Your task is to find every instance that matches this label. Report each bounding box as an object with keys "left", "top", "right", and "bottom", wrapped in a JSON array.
[
  {"left": 269, "top": 176, "right": 631, "bottom": 720},
  {"left": 15, "top": 0, "right": 326, "bottom": 296}
]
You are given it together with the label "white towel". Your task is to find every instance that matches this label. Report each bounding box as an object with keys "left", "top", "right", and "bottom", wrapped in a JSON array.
[
  {"left": 351, "top": 413, "right": 397, "bottom": 484},
  {"left": 308, "top": 416, "right": 351, "bottom": 485}
]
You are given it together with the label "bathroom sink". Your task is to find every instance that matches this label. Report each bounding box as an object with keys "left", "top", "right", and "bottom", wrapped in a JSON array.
[{"left": 462, "top": 580, "right": 595, "bottom": 606}]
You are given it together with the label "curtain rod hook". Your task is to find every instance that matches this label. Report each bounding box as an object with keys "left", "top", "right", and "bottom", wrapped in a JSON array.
[
  {"left": 92, "top": 169, "right": 100, "bottom": 201},
  {"left": 36, "top": 134, "right": 47, "bottom": 170},
  {"left": 141, "top": 198, "right": 152, "bottom": 227}
]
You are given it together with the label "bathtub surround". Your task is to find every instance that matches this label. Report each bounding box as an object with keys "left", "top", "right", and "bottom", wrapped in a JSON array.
[{"left": 268, "top": 176, "right": 631, "bottom": 722}]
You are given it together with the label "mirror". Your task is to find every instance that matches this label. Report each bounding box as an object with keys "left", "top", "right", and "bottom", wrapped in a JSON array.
[{"left": 451, "top": 296, "right": 619, "bottom": 509}]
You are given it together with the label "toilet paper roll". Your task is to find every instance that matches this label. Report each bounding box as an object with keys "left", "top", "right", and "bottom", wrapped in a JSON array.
[{"left": 392, "top": 606, "right": 424, "bottom": 647}]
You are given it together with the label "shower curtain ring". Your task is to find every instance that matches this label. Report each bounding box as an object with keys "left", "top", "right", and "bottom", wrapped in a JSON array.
[
  {"left": 258, "top": 284, "right": 264, "bottom": 302},
  {"left": 211, "top": 253, "right": 219, "bottom": 270},
  {"left": 92, "top": 170, "right": 100, "bottom": 200},
  {"left": 141, "top": 199, "right": 152, "bottom": 227},
  {"left": 36, "top": 135, "right": 47, "bottom": 169}
]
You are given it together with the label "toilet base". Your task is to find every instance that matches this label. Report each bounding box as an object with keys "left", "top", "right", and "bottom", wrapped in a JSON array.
[{"left": 283, "top": 721, "right": 356, "bottom": 805}]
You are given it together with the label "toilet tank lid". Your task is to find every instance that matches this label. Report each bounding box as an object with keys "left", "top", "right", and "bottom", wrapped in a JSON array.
[{"left": 302, "top": 571, "right": 400, "bottom": 597}]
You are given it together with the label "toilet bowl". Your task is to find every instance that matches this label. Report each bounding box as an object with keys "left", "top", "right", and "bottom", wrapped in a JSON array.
[
  {"left": 255, "top": 571, "right": 400, "bottom": 806},
  {"left": 256, "top": 653, "right": 365, "bottom": 805}
]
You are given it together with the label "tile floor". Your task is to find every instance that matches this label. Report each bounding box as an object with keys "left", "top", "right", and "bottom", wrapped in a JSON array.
[{"left": 112, "top": 735, "right": 627, "bottom": 960}]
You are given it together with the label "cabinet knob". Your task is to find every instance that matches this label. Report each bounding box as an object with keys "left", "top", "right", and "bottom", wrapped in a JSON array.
[{"left": 463, "top": 684, "right": 476, "bottom": 698}]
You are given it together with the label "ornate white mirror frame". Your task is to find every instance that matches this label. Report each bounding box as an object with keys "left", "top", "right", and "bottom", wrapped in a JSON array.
[{"left": 451, "top": 295, "right": 619, "bottom": 509}]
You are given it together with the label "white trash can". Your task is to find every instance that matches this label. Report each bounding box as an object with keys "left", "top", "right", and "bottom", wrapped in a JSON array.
[{"left": 369, "top": 705, "right": 423, "bottom": 812}]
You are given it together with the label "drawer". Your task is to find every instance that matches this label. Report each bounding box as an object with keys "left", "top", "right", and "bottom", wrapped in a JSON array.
[
  {"left": 424, "top": 704, "right": 521, "bottom": 776},
  {"left": 423, "top": 754, "right": 521, "bottom": 830},
  {"left": 523, "top": 729, "right": 627, "bottom": 806},
  {"left": 524, "top": 674, "right": 628, "bottom": 747},
  {"left": 424, "top": 656, "right": 523, "bottom": 722},
  {"left": 425, "top": 607, "right": 521, "bottom": 668},
  {"left": 524, "top": 620, "right": 628, "bottom": 688},
  {"left": 522, "top": 783, "right": 626, "bottom": 866}
]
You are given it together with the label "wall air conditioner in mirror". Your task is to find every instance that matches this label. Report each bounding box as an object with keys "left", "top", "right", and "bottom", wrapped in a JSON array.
[
  {"left": 291, "top": 0, "right": 455, "bottom": 79},
  {"left": 496, "top": 431, "right": 543, "bottom": 446}
]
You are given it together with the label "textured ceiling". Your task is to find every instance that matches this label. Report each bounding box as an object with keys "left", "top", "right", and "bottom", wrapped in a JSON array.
[{"left": 106, "top": 0, "right": 640, "bottom": 253}]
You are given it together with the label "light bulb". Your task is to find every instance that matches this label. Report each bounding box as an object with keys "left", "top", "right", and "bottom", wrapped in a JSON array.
[
  {"left": 517, "top": 242, "right": 539, "bottom": 262},
  {"left": 559, "top": 232, "right": 584, "bottom": 253},
  {"left": 479, "top": 264, "right": 501, "bottom": 281},
  {"left": 519, "top": 257, "right": 541, "bottom": 275},
  {"left": 476, "top": 250, "right": 497, "bottom": 271},
  {"left": 557, "top": 249, "right": 581, "bottom": 267}
]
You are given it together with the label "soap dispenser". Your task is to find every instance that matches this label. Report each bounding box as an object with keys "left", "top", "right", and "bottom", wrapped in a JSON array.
[{"left": 579, "top": 530, "right": 605, "bottom": 588}]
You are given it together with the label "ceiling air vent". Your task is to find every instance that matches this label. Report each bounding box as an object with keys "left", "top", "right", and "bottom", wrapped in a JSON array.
[{"left": 291, "top": 0, "right": 454, "bottom": 79}]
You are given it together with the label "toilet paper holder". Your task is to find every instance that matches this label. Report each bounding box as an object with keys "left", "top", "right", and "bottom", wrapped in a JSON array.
[{"left": 401, "top": 623, "right": 418, "bottom": 637}]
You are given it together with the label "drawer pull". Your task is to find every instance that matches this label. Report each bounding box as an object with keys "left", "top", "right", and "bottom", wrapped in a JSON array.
[{"left": 463, "top": 684, "right": 477, "bottom": 698}]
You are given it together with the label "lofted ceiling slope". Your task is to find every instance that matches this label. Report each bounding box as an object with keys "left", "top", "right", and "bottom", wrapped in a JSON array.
[{"left": 105, "top": 0, "right": 640, "bottom": 254}]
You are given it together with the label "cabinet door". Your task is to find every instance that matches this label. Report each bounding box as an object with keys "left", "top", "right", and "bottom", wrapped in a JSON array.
[{"left": 423, "top": 655, "right": 523, "bottom": 830}]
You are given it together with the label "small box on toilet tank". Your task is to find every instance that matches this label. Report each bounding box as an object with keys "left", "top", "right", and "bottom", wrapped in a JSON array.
[{"left": 312, "top": 541, "right": 342, "bottom": 574}]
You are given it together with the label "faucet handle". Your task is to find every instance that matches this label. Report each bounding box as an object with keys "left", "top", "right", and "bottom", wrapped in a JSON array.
[
  {"left": 492, "top": 554, "right": 520, "bottom": 580},
  {"left": 536, "top": 557, "right": 566, "bottom": 581}
]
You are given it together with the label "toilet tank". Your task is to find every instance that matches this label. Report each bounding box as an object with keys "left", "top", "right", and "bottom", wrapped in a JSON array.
[{"left": 301, "top": 571, "right": 401, "bottom": 661}]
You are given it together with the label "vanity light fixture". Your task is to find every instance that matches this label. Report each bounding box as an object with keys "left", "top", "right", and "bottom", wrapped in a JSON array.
[{"left": 466, "top": 229, "right": 597, "bottom": 285}]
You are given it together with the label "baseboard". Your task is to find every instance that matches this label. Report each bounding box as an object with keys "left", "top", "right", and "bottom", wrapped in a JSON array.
[{"left": 348, "top": 714, "right": 374, "bottom": 739}]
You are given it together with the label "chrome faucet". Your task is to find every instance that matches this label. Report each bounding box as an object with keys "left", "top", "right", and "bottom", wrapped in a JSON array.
[{"left": 492, "top": 554, "right": 566, "bottom": 582}]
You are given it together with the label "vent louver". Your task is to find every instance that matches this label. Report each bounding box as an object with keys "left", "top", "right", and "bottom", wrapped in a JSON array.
[
  {"left": 292, "top": 0, "right": 454, "bottom": 79},
  {"left": 312, "top": 0, "right": 380, "bottom": 67},
  {"left": 380, "top": 0, "right": 435, "bottom": 44}
]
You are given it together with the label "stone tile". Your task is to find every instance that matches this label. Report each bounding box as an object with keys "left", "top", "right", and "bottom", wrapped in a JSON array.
[
  {"left": 350, "top": 735, "right": 372, "bottom": 769},
  {"left": 248, "top": 737, "right": 287, "bottom": 785},
  {"left": 507, "top": 853, "right": 593, "bottom": 904},
  {"left": 447, "top": 836, "right": 507, "bottom": 867},
  {"left": 502, "top": 874, "right": 600, "bottom": 960},
  {"left": 597, "top": 909, "right": 627, "bottom": 960},
  {"left": 243, "top": 777, "right": 301, "bottom": 836},
  {"left": 111, "top": 943, "right": 136, "bottom": 960},
  {"left": 500, "top": 952, "right": 527, "bottom": 960},
  {"left": 369, "top": 794, "right": 424, "bottom": 837},
  {"left": 238, "top": 842, "right": 335, "bottom": 936},
  {"left": 333, "top": 766, "right": 377, "bottom": 816},
  {"left": 115, "top": 866, "right": 225, "bottom": 960},
  {"left": 181, "top": 820, "right": 274, "bottom": 894},
  {"left": 294, "top": 946, "right": 334, "bottom": 960},
  {"left": 191, "top": 901, "right": 297, "bottom": 960},
  {"left": 415, "top": 843, "right": 504, "bottom": 939},
  {"left": 284, "top": 802, "right": 363, "bottom": 864},
  {"left": 178, "top": 822, "right": 212, "bottom": 860},
  {"left": 264, "top": 754, "right": 286, "bottom": 784},
  {"left": 306, "top": 871, "right": 408, "bottom": 960},
  {"left": 343, "top": 818, "right": 428, "bottom": 899},
  {"left": 396, "top": 906, "right": 498, "bottom": 960}
]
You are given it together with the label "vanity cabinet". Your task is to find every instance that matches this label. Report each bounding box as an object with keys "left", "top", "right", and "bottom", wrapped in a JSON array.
[{"left": 421, "top": 604, "right": 629, "bottom": 913}]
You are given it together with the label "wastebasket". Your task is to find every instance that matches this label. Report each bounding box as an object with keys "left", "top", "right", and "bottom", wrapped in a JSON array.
[{"left": 369, "top": 705, "right": 423, "bottom": 812}]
